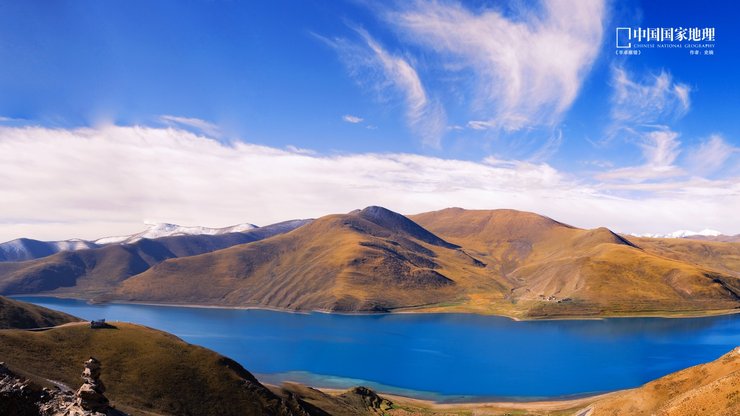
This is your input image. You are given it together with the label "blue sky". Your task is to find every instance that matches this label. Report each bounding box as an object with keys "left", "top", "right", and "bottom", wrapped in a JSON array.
[{"left": 0, "top": 0, "right": 739, "bottom": 240}]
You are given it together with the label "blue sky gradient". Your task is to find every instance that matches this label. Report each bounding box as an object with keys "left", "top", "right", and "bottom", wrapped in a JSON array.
[{"left": 0, "top": 0, "right": 738, "bottom": 240}]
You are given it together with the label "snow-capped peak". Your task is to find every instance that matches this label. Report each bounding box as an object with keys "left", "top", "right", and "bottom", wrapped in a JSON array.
[
  {"left": 632, "top": 228, "right": 723, "bottom": 239},
  {"left": 94, "top": 222, "right": 258, "bottom": 245}
]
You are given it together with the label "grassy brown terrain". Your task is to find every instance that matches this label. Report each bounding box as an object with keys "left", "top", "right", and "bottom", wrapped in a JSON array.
[
  {"left": 633, "top": 236, "right": 740, "bottom": 277},
  {"left": 0, "top": 295, "right": 80, "bottom": 329},
  {"left": 276, "top": 383, "right": 396, "bottom": 416},
  {"left": 409, "top": 208, "right": 740, "bottom": 318},
  {"left": 110, "top": 206, "right": 491, "bottom": 311},
  {"left": 86, "top": 207, "right": 740, "bottom": 317},
  {"left": 674, "top": 234, "right": 740, "bottom": 243},
  {"left": 581, "top": 347, "right": 740, "bottom": 415},
  {"left": 2, "top": 206, "right": 739, "bottom": 318},
  {"left": 0, "top": 321, "right": 313, "bottom": 416}
]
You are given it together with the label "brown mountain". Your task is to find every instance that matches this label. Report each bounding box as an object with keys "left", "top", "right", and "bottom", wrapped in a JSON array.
[
  {"left": 0, "top": 295, "right": 79, "bottom": 329},
  {"left": 0, "top": 220, "right": 310, "bottom": 297},
  {"left": 2, "top": 207, "right": 739, "bottom": 318},
  {"left": 109, "top": 206, "right": 740, "bottom": 318},
  {"left": 110, "top": 206, "right": 488, "bottom": 311},
  {"left": 409, "top": 208, "right": 740, "bottom": 317}
]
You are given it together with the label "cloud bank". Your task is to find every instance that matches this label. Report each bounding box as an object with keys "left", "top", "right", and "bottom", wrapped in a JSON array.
[{"left": 1, "top": 124, "right": 739, "bottom": 242}]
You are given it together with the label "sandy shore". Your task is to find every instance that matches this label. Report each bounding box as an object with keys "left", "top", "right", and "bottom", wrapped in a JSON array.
[{"left": 313, "top": 385, "right": 622, "bottom": 413}]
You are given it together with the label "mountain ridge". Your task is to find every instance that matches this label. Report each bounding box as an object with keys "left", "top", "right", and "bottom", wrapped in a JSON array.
[
  {"left": 1, "top": 206, "right": 739, "bottom": 319},
  {"left": 0, "top": 220, "right": 311, "bottom": 296},
  {"left": 110, "top": 208, "right": 471, "bottom": 311},
  {"left": 94, "top": 221, "right": 259, "bottom": 245},
  {"left": 0, "top": 219, "right": 288, "bottom": 263}
]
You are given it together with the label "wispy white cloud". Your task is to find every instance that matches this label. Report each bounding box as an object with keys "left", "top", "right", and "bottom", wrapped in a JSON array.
[
  {"left": 386, "top": 0, "right": 606, "bottom": 131},
  {"left": 529, "top": 129, "right": 563, "bottom": 162},
  {"left": 610, "top": 66, "right": 691, "bottom": 130},
  {"left": 467, "top": 120, "right": 493, "bottom": 131},
  {"left": 684, "top": 134, "right": 739, "bottom": 177},
  {"left": 318, "top": 28, "right": 446, "bottom": 147},
  {"left": 598, "top": 129, "right": 683, "bottom": 182},
  {"left": 160, "top": 115, "right": 222, "bottom": 138},
  {"left": 0, "top": 124, "right": 739, "bottom": 241},
  {"left": 600, "top": 67, "right": 692, "bottom": 183},
  {"left": 342, "top": 114, "right": 364, "bottom": 124}
]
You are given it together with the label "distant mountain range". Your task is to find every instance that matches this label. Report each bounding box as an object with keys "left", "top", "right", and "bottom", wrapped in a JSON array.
[
  {"left": 632, "top": 229, "right": 727, "bottom": 239},
  {"left": 0, "top": 221, "right": 268, "bottom": 262},
  {"left": 0, "top": 238, "right": 98, "bottom": 262},
  {"left": 94, "top": 221, "right": 258, "bottom": 244},
  {"left": 1, "top": 206, "right": 739, "bottom": 318},
  {"left": 0, "top": 219, "right": 310, "bottom": 295},
  {"left": 630, "top": 229, "right": 740, "bottom": 242}
]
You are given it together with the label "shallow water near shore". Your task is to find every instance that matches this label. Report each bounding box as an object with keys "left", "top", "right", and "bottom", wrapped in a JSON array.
[{"left": 14, "top": 296, "right": 740, "bottom": 401}]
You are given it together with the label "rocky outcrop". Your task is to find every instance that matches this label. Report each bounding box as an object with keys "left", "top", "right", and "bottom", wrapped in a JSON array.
[
  {"left": 0, "top": 361, "right": 45, "bottom": 416},
  {"left": 338, "top": 387, "right": 393, "bottom": 415},
  {"left": 0, "top": 359, "right": 125, "bottom": 416},
  {"left": 64, "top": 357, "right": 112, "bottom": 415}
]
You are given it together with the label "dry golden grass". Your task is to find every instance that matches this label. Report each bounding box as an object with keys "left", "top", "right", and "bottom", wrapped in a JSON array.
[
  {"left": 106, "top": 207, "right": 740, "bottom": 318},
  {"left": 0, "top": 322, "right": 302, "bottom": 416},
  {"left": 0, "top": 295, "right": 80, "bottom": 329},
  {"left": 582, "top": 347, "right": 740, "bottom": 415},
  {"left": 4, "top": 207, "right": 740, "bottom": 319},
  {"left": 409, "top": 208, "right": 740, "bottom": 318},
  {"left": 113, "top": 207, "right": 492, "bottom": 312}
]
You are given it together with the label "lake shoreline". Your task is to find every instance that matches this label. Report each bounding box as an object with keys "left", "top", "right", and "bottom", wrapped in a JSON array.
[
  {"left": 261, "top": 375, "right": 617, "bottom": 405},
  {"left": 12, "top": 295, "right": 740, "bottom": 402},
  {"left": 321, "top": 385, "right": 620, "bottom": 411},
  {"left": 11, "top": 293, "right": 740, "bottom": 322},
  {"left": 266, "top": 380, "right": 624, "bottom": 413}
]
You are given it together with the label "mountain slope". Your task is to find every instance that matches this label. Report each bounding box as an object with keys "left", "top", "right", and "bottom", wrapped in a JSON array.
[
  {"left": 0, "top": 221, "right": 268, "bottom": 263},
  {"left": 3, "top": 207, "right": 740, "bottom": 318},
  {"left": 0, "top": 220, "right": 310, "bottom": 297},
  {"left": 0, "top": 295, "right": 80, "bottom": 329},
  {"left": 100, "top": 207, "right": 740, "bottom": 317},
  {"left": 632, "top": 236, "right": 740, "bottom": 277},
  {"left": 0, "top": 321, "right": 311, "bottom": 416},
  {"left": 684, "top": 234, "right": 740, "bottom": 243},
  {"left": 410, "top": 208, "right": 740, "bottom": 317},
  {"left": 582, "top": 347, "right": 740, "bottom": 415},
  {"left": 111, "top": 207, "right": 490, "bottom": 311}
]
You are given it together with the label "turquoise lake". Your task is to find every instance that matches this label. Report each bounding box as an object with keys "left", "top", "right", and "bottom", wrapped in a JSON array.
[{"left": 15, "top": 296, "right": 740, "bottom": 402}]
